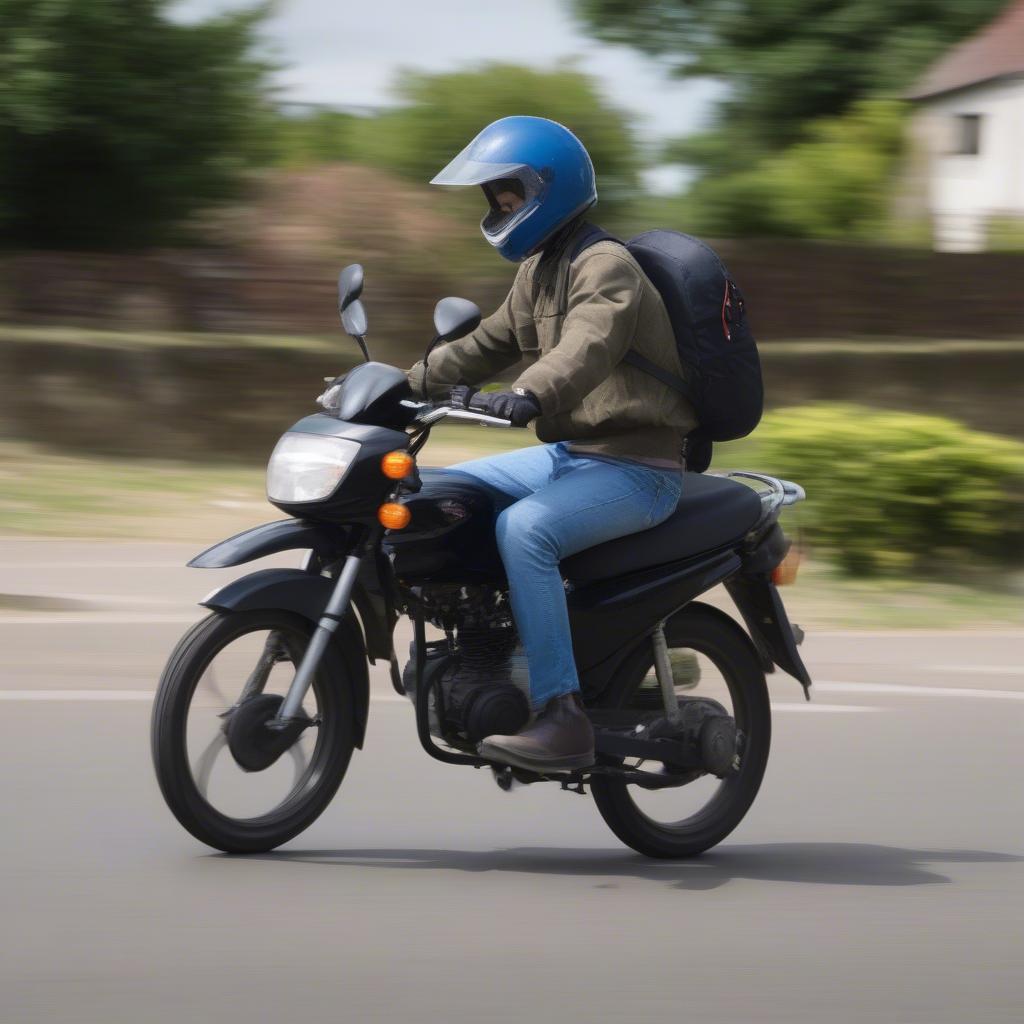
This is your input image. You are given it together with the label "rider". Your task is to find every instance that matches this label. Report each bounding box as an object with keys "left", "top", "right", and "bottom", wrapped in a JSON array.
[{"left": 407, "top": 116, "right": 696, "bottom": 772}]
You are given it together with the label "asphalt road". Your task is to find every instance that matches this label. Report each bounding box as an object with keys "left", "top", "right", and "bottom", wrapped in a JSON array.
[{"left": 1, "top": 540, "right": 1022, "bottom": 1023}]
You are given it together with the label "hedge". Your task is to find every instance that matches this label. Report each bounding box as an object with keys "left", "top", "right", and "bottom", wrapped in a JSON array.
[{"left": 735, "top": 404, "right": 1024, "bottom": 576}]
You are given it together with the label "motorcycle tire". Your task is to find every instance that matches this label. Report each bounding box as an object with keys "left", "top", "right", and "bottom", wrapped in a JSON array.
[
  {"left": 151, "top": 609, "right": 356, "bottom": 854},
  {"left": 590, "top": 602, "right": 771, "bottom": 859}
]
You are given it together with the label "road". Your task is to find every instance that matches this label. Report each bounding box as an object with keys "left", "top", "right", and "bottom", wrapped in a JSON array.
[{"left": 1, "top": 539, "right": 1022, "bottom": 1023}]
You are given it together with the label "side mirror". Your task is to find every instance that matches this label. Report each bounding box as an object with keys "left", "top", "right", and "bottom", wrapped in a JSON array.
[
  {"left": 341, "top": 299, "right": 368, "bottom": 339},
  {"left": 338, "top": 264, "right": 364, "bottom": 312},
  {"left": 433, "top": 297, "right": 481, "bottom": 343}
]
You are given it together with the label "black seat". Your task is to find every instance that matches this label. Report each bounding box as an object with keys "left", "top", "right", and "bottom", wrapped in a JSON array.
[{"left": 562, "top": 473, "right": 763, "bottom": 583}]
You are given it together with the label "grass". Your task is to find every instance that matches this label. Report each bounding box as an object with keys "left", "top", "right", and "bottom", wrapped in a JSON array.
[
  {"left": 0, "top": 425, "right": 533, "bottom": 541},
  {"left": 1, "top": 437, "right": 1019, "bottom": 630},
  {"left": 0, "top": 324, "right": 345, "bottom": 353},
  {"left": 5, "top": 323, "right": 1023, "bottom": 356}
]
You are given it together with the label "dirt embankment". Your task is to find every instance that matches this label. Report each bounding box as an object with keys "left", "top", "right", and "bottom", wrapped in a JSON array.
[{"left": 1, "top": 329, "right": 1020, "bottom": 463}]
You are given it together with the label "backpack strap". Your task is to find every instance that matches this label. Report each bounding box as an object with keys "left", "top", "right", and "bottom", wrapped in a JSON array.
[
  {"left": 568, "top": 223, "right": 620, "bottom": 262},
  {"left": 620, "top": 350, "right": 690, "bottom": 397},
  {"left": 568, "top": 224, "right": 691, "bottom": 399}
]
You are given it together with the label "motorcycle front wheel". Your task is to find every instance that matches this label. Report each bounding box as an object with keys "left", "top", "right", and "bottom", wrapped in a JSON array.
[
  {"left": 590, "top": 602, "right": 771, "bottom": 859},
  {"left": 151, "top": 609, "right": 357, "bottom": 853}
]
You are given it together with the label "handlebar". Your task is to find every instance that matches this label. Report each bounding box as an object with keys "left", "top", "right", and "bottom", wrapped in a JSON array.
[{"left": 400, "top": 400, "right": 515, "bottom": 429}]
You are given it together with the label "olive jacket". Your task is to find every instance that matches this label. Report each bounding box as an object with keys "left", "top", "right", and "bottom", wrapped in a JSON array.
[{"left": 407, "top": 222, "right": 697, "bottom": 465}]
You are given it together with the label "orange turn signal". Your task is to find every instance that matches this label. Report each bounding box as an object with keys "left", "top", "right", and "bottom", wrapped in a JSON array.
[
  {"left": 378, "top": 502, "right": 411, "bottom": 530},
  {"left": 381, "top": 451, "right": 415, "bottom": 480},
  {"left": 772, "top": 546, "right": 801, "bottom": 586}
]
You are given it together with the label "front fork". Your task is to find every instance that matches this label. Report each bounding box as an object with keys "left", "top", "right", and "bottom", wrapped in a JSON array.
[{"left": 268, "top": 527, "right": 378, "bottom": 729}]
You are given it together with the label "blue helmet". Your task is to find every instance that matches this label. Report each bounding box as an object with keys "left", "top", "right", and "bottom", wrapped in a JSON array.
[{"left": 430, "top": 116, "right": 597, "bottom": 262}]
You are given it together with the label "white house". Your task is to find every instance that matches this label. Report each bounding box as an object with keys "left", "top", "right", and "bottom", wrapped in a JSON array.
[{"left": 908, "top": 0, "right": 1024, "bottom": 252}]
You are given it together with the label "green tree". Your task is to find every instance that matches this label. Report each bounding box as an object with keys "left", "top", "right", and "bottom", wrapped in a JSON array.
[
  {"left": 271, "top": 108, "right": 358, "bottom": 168},
  {"left": 685, "top": 99, "right": 906, "bottom": 239},
  {"left": 0, "top": 0, "right": 275, "bottom": 247},
  {"left": 572, "top": 0, "right": 1007, "bottom": 154},
  {"left": 355, "top": 63, "right": 641, "bottom": 216},
  {"left": 571, "top": 0, "right": 1007, "bottom": 240}
]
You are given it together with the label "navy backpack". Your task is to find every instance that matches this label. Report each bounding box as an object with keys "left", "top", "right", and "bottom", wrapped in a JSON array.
[{"left": 570, "top": 226, "right": 764, "bottom": 465}]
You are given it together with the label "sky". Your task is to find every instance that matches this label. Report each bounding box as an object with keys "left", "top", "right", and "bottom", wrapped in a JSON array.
[{"left": 173, "top": 0, "right": 724, "bottom": 190}]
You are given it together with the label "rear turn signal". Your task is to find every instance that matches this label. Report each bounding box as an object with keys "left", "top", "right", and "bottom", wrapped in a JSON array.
[
  {"left": 772, "top": 546, "right": 801, "bottom": 586},
  {"left": 378, "top": 502, "right": 411, "bottom": 530},
  {"left": 381, "top": 451, "right": 415, "bottom": 479}
]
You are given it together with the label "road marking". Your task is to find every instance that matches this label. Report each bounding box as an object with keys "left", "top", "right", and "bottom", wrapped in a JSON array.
[
  {"left": 806, "top": 630, "right": 1024, "bottom": 639},
  {"left": 770, "top": 703, "right": 878, "bottom": 713},
  {"left": 0, "top": 563, "right": 190, "bottom": 570},
  {"left": 0, "top": 683, "right": 1019, "bottom": 705},
  {"left": 816, "top": 680, "right": 1024, "bottom": 701},
  {"left": 0, "top": 689, "right": 156, "bottom": 702},
  {"left": 924, "top": 664, "right": 1023, "bottom": 677},
  {"left": 0, "top": 689, "right": 877, "bottom": 712},
  {"left": 0, "top": 613, "right": 200, "bottom": 625}
]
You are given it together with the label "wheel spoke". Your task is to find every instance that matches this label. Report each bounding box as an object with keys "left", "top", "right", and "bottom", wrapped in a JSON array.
[
  {"left": 288, "top": 741, "right": 311, "bottom": 788},
  {"left": 184, "top": 625, "right": 331, "bottom": 820},
  {"left": 205, "top": 664, "right": 230, "bottom": 708},
  {"left": 192, "top": 732, "right": 227, "bottom": 799}
]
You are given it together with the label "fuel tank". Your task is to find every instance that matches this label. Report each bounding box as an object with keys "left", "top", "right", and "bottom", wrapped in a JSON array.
[{"left": 385, "top": 469, "right": 506, "bottom": 583}]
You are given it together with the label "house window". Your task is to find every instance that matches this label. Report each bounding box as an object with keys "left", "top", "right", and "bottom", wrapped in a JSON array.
[{"left": 952, "top": 114, "right": 982, "bottom": 155}]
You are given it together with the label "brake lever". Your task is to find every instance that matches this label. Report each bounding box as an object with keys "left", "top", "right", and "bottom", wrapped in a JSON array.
[{"left": 400, "top": 400, "right": 514, "bottom": 428}]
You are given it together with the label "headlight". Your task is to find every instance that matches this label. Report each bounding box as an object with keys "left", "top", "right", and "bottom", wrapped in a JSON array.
[{"left": 266, "top": 433, "right": 361, "bottom": 503}]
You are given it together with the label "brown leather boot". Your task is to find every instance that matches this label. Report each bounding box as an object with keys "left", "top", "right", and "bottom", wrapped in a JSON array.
[{"left": 478, "top": 692, "right": 595, "bottom": 772}]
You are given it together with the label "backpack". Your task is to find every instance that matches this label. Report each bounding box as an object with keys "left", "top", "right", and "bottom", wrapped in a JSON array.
[{"left": 570, "top": 225, "right": 764, "bottom": 451}]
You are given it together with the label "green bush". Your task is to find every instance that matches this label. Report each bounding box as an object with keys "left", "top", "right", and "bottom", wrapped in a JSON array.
[
  {"left": 987, "top": 215, "right": 1024, "bottom": 253},
  {"left": 744, "top": 404, "right": 1024, "bottom": 576}
]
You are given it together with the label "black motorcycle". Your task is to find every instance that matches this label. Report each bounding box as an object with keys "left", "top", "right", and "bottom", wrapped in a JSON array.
[{"left": 151, "top": 264, "right": 811, "bottom": 859}]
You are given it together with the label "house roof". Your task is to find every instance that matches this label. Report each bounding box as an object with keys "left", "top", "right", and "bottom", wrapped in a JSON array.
[{"left": 909, "top": 0, "right": 1024, "bottom": 100}]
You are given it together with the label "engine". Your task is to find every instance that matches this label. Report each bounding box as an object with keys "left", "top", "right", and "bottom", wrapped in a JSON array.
[{"left": 401, "top": 584, "right": 531, "bottom": 746}]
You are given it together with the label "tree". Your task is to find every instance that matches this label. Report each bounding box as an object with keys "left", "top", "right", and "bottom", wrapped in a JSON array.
[
  {"left": 0, "top": 0, "right": 275, "bottom": 247},
  {"left": 572, "top": 0, "right": 1007, "bottom": 239},
  {"left": 572, "top": 0, "right": 1007, "bottom": 155},
  {"left": 271, "top": 108, "right": 358, "bottom": 168},
  {"left": 354, "top": 63, "right": 641, "bottom": 216},
  {"left": 684, "top": 100, "right": 906, "bottom": 239}
]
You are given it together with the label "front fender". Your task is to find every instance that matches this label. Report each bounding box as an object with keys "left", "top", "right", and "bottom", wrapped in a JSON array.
[
  {"left": 190, "top": 519, "right": 395, "bottom": 665},
  {"left": 189, "top": 520, "right": 349, "bottom": 569},
  {"left": 202, "top": 568, "right": 371, "bottom": 748}
]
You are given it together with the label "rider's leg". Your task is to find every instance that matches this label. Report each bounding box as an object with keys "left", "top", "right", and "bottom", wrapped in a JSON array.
[
  {"left": 492, "top": 447, "right": 681, "bottom": 708},
  {"left": 445, "top": 443, "right": 563, "bottom": 504},
  {"left": 479, "top": 447, "right": 682, "bottom": 771},
  {"left": 437, "top": 443, "right": 565, "bottom": 694}
]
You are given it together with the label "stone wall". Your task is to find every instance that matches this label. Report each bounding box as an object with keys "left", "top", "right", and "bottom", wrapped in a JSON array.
[
  {"left": 2, "top": 242, "right": 1023, "bottom": 349},
  {"left": 2, "top": 332, "right": 1019, "bottom": 464}
]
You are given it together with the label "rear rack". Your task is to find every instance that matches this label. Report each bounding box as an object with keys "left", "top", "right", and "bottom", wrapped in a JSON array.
[{"left": 714, "top": 471, "right": 805, "bottom": 535}]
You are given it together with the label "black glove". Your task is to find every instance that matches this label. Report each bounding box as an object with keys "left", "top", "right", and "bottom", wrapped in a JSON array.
[{"left": 449, "top": 386, "right": 541, "bottom": 427}]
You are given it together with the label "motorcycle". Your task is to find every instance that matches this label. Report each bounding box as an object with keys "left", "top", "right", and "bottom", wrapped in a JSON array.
[{"left": 151, "top": 264, "right": 812, "bottom": 859}]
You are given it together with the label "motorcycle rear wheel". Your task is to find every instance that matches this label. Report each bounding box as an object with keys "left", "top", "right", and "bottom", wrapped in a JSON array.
[
  {"left": 590, "top": 603, "right": 771, "bottom": 859},
  {"left": 151, "top": 609, "right": 356, "bottom": 854}
]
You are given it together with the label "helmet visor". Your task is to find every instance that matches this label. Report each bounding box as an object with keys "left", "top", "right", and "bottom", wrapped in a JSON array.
[
  {"left": 431, "top": 145, "right": 544, "bottom": 188},
  {"left": 480, "top": 172, "right": 547, "bottom": 243},
  {"left": 431, "top": 148, "right": 547, "bottom": 250}
]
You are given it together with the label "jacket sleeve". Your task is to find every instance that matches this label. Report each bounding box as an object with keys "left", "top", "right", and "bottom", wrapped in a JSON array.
[
  {"left": 511, "top": 253, "right": 641, "bottom": 415},
  {"left": 406, "top": 288, "right": 520, "bottom": 400}
]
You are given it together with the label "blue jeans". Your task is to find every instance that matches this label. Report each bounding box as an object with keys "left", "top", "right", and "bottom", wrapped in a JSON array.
[{"left": 446, "top": 443, "right": 683, "bottom": 708}]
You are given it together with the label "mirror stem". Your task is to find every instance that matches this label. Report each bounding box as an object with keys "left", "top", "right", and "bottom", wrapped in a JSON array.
[{"left": 355, "top": 335, "right": 370, "bottom": 364}]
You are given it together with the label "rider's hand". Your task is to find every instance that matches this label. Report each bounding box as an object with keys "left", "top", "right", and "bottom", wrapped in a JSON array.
[{"left": 449, "top": 386, "right": 541, "bottom": 427}]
